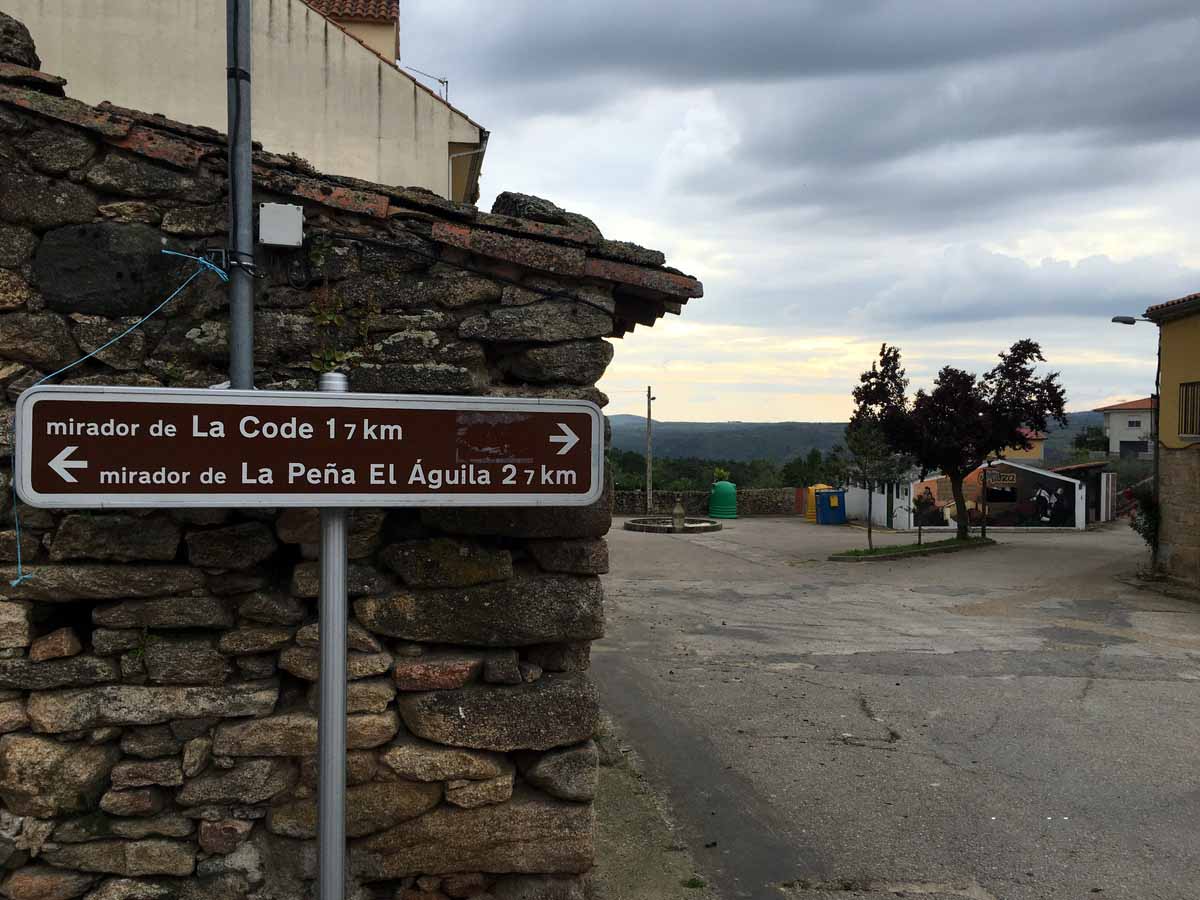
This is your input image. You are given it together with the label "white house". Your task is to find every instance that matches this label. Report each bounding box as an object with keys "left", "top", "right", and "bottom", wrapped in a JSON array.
[
  {"left": 1094, "top": 397, "right": 1156, "bottom": 458},
  {"left": 6, "top": 0, "right": 488, "bottom": 202},
  {"left": 842, "top": 478, "right": 916, "bottom": 530}
]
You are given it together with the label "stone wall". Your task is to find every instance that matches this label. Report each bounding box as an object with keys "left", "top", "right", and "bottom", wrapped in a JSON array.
[
  {"left": 613, "top": 488, "right": 798, "bottom": 517},
  {"left": 1159, "top": 445, "right": 1200, "bottom": 585},
  {"left": 0, "top": 15, "right": 701, "bottom": 900}
]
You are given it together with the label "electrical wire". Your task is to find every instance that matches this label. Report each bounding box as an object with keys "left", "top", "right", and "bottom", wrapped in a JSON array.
[
  {"left": 7, "top": 251, "right": 228, "bottom": 587},
  {"left": 402, "top": 65, "right": 448, "bottom": 100},
  {"left": 6, "top": 227, "right": 632, "bottom": 585}
]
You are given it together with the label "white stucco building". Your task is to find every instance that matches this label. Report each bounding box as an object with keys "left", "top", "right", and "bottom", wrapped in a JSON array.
[
  {"left": 1094, "top": 397, "right": 1156, "bottom": 458},
  {"left": 7, "top": 0, "right": 487, "bottom": 202}
]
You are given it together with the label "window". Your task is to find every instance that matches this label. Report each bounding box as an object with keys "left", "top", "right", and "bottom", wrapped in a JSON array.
[
  {"left": 1128, "top": 419, "right": 1141, "bottom": 429},
  {"left": 1181, "top": 382, "right": 1200, "bottom": 437}
]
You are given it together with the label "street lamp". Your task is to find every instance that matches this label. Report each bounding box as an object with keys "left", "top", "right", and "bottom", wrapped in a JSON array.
[
  {"left": 645, "top": 387, "right": 657, "bottom": 515},
  {"left": 1111, "top": 314, "right": 1159, "bottom": 570}
]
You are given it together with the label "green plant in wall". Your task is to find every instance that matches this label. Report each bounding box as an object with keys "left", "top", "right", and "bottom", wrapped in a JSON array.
[
  {"left": 311, "top": 305, "right": 345, "bottom": 328},
  {"left": 306, "top": 241, "right": 349, "bottom": 372},
  {"left": 357, "top": 290, "right": 381, "bottom": 349},
  {"left": 309, "top": 348, "right": 349, "bottom": 373},
  {"left": 1127, "top": 482, "right": 1159, "bottom": 553},
  {"left": 307, "top": 236, "right": 331, "bottom": 271},
  {"left": 127, "top": 628, "right": 150, "bottom": 660},
  {"left": 161, "top": 361, "right": 186, "bottom": 386}
]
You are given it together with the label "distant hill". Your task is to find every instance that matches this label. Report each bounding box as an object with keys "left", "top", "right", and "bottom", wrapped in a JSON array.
[
  {"left": 608, "top": 410, "right": 1104, "bottom": 465},
  {"left": 608, "top": 416, "right": 846, "bottom": 463},
  {"left": 1043, "top": 410, "right": 1103, "bottom": 463}
]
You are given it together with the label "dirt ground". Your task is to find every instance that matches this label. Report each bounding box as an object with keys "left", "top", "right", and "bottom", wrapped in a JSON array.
[
  {"left": 591, "top": 712, "right": 720, "bottom": 900},
  {"left": 593, "top": 517, "right": 1200, "bottom": 900}
]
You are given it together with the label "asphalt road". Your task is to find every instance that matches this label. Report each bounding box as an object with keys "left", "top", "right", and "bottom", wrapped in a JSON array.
[{"left": 594, "top": 519, "right": 1200, "bottom": 900}]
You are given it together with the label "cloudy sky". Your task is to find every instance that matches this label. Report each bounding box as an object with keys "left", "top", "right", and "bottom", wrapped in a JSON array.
[{"left": 405, "top": 1, "right": 1199, "bottom": 421}]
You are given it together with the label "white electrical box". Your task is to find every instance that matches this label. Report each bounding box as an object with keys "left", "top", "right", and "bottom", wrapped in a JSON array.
[{"left": 258, "top": 203, "right": 304, "bottom": 247}]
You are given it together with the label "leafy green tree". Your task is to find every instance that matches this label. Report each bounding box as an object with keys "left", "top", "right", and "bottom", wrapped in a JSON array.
[
  {"left": 1072, "top": 425, "right": 1107, "bottom": 452},
  {"left": 782, "top": 448, "right": 827, "bottom": 486},
  {"left": 607, "top": 449, "right": 645, "bottom": 491},
  {"left": 730, "top": 458, "right": 783, "bottom": 488},
  {"left": 911, "top": 489, "right": 936, "bottom": 546},
  {"left": 853, "top": 340, "right": 1068, "bottom": 540},
  {"left": 840, "top": 418, "right": 912, "bottom": 550},
  {"left": 607, "top": 451, "right": 786, "bottom": 491}
]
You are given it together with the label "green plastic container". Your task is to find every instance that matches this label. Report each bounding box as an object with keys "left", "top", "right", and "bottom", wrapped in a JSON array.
[{"left": 709, "top": 480, "right": 738, "bottom": 519}]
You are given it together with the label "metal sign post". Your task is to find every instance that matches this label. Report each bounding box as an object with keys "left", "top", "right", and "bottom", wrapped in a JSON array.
[
  {"left": 225, "top": 0, "right": 255, "bottom": 390},
  {"left": 644, "top": 385, "right": 654, "bottom": 514},
  {"left": 317, "top": 373, "right": 347, "bottom": 900}
]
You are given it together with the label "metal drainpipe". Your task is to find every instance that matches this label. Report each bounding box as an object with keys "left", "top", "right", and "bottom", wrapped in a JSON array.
[
  {"left": 1153, "top": 327, "right": 1161, "bottom": 571},
  {"left": 226, "top": 0, "right": 255, "bottom": 390},
  {"left": 447, "top": 146, "right": 487, "bottom": 202}
]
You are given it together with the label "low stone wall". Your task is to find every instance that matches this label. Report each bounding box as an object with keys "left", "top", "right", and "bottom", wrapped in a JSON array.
[
  {"left": 614, "top": 488, "right": 798, "bottom": 517},
  {"left": 0, "top": 14, "right": 702, "bottom": 899}
]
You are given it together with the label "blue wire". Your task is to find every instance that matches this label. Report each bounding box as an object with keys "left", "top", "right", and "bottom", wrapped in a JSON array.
[{"left": 9, "top": 251, "right": 228, "bottom": 586}]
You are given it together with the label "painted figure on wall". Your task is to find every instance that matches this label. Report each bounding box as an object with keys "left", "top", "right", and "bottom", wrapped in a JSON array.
[{"left": 913, "top": 463, "right": 1076, "bottom": 528}]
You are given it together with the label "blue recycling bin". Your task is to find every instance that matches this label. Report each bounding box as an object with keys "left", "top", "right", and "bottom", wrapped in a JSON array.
[{"left": 815, "top": 489, "right": 847, "bottom": 525}]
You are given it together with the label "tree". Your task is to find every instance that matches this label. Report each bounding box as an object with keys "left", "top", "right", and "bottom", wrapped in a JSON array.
[
  {"left": 781, "top": 448, "right": 824, "bottom": 486},
  {"left": 1126, "top": 482, "right": 1158, "bottom": 554},
  {"left": 910, "top": 489, "right": 936, "bottom": 546},
  {"left": 853, "top": 340, "right": 1068, "bottom": 540},
  {"left": 1073, "top": 425, "right": 1107, "bottom": 452},
  {"left": 837, "top": 418, "right": 912, "bottom": 550}
]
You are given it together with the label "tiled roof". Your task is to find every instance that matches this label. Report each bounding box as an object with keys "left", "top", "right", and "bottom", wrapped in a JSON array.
[
  {"left": 1094, "top": 397, "right": 1156, "bottom": 413},
  {"left": 1052, "top": 461, "right": 1110, "bottom": 474},
  {"left": 306, "top": 0, "right": 398, "bottom": 22},
  {"left": 0, "top": 66, "right": 701, "bottom": 339},
  {"left": 1145, "top": 291, "right": 1200, "bottom": 320}
]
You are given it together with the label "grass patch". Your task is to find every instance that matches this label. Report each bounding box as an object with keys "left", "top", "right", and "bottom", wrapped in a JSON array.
[
  {"left": 830, "top": 536, "right": 995, "bottom": 561},
  {"left": 681, "top": 876, "right": 708, "bottom": 889}
]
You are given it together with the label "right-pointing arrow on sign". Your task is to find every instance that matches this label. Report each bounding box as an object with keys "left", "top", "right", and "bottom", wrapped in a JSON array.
[
  {"left": 49, "top": 446, "right": 88, "bottom": 483},
  {"left": 549, "top": 422, "right": 579, "bottom": 456}
]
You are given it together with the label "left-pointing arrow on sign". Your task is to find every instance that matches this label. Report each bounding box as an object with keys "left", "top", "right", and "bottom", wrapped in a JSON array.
[
  {"left": 549, "top": 422, "right": 580, "bottom": 456},
  {"left": 49, "top": 446, "right": 87, "bottom": 483}
]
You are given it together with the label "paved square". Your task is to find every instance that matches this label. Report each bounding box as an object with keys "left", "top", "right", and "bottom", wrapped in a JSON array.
[{"left": 596, "top": 519, "right": 1200, "bottom": 899}]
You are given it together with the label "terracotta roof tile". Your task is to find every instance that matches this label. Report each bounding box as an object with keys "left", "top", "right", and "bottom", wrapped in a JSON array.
[
  {"left": 1094, "top": 397, "right": 1156, "bottom": 413},
  {"left": 0, "top": 84, "right": 130, "bottom": 136},
  {"left": 1145, "top": 291, "right": 1200, "bottom": 319},
  {"left": 306, "top": 0, "right": 397, "bottom": 22},
  {"left": 1052, "top": 461, "right": 1110, "bottom": 474},
  {"left": 0, "top": 56, "right": 701, "bottom": 337}
]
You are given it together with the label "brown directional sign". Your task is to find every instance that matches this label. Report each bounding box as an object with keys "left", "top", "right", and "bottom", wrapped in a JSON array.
[{"left": 15, "top": 386, "right": 603, "bottom": 508}]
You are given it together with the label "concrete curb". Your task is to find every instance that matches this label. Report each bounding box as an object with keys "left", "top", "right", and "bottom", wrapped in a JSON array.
[{"left": 829, "top": 538, "right": 997, "bottom": 562}]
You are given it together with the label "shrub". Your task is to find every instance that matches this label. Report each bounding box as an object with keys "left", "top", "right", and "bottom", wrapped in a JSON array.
[{"left": 1126, "top": 483, "right": 1158, "bottom": 551}]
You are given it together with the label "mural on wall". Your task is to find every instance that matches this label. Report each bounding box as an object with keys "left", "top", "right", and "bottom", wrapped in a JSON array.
[{"left": 913, "top": 463, "right": 1077, "bottom": 528}]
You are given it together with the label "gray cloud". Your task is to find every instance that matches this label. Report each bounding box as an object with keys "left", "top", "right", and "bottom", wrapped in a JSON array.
[
  {"left": 678, "top": 246, "right": 1195, "bottom": 332},
  {"left": 856, "top": 247, "right": 1197, "bottom": 325},
  {"left": 412, "top": 1, "right": 1196, "bottom": 87},
  {"left": 402, "top": 1, "right": 1197, "bottom": 417},
  {"left": 732, "top": 19, "right": 1200, "bottom": 171}
]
